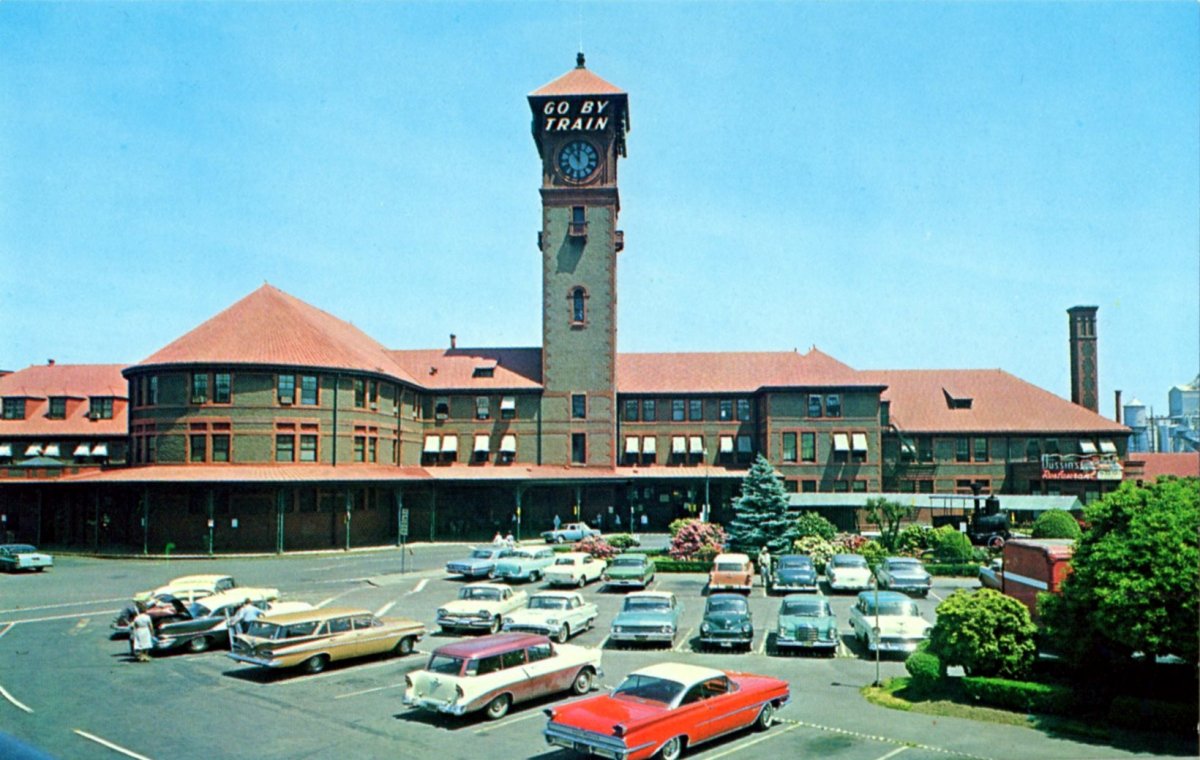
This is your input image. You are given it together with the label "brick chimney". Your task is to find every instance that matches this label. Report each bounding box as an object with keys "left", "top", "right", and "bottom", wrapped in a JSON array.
[{"left": 1068, "top": 306, "right": 1099, "bottom": 412}]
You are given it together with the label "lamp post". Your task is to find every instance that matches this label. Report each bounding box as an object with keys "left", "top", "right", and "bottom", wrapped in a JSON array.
[
  {"left": 870, "top": 572, "right": 881, "bottom": 687},
  {"left": 702, "top": 447, "right": 710, "bottom": 523}
]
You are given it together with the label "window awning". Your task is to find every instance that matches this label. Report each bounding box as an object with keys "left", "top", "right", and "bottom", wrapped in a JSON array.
[
  {"left": 441, "top": 435, "right": 458, "bottom": 453},
  {"left": 1099, "top": 440, "right": 1117, "bottom": 454},
  {"left": 689, "top": 436, "right": 704, "bottom": 454},
  {"left": 473, "top": 434, "right": 490, "bottom": 453},
  {"left": 1079, "top": 440, "right": 1098, "bottom": 455},
  {"left": 43, "top": 444, "right": 61, "bottom": 457},
  {"left": 833, "top": 433, "right": 850, "bottom": 452},
  {"left": 851, "top": 433, "right": 868, "bottom": 452},
  {"left": 0, "top": 444, "right": 12, "bottom": 457},
  {"left": 423, "top": 435, "right": 441, "bottom": 453},
  {"left": 671, "top": 436, "right": 686, "bottom": 454},
  {"left": 73, "top": 444, "right": 91, "bottom": 457},
  {"left": 500, "top": 434, "right": 517, "bottom": 454},
  {"left": 719, "top": 435, "right": 734, "bottom": 453},
  {"left": 901, "top": 441, "right": 916, "bottom": 455},
  {"left": 24, "top": 444, "right": 42, "bottom": 457},
  {"left": 624, "top": 436, "right": 640, "bottom": 454},
  {"left": 642, "top": 436, "right": 656, "bottom": 454},
  {"left": 500, "top": 396, "right": 516, "bottom": 411},
  {"left": 91, "top": 443, "right": 108, "bottom": 457}
]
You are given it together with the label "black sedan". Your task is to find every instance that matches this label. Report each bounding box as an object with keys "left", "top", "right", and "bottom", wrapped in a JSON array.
[{"left": 698, "top": 593, "right": 754, "bottom": 650}]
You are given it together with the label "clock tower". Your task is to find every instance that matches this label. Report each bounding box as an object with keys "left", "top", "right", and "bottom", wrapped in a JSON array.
[{"left": 529, "top": 54, "right": 629, "bottom": 466}]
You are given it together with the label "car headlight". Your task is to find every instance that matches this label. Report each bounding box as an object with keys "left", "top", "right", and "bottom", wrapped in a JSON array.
[
  {"left": 613, "top": 625, "right": 622, "bottom": 633},
  {"left": 602, "top": 574, "right": 610, "bottom": 581},
  {"left": 477, "top": 610, "right": 491, "bottom": 618},
  {"left": 825, "top": 628, "right": 837, "bottom": 640},
  {"left": 546, "top": 618, "right": 558, "bottom": 625},
  {"left": 701, "top": 623, "right": 711, "bottom": 634},
  {"left": 437, "top": 608, "right": 448, "bottom": 617},
  {"left": 661, "top": 625, "right": 673, "bottom": 634},
  {"left": 741, "top": 623, "right": 752, "bottom": 633}
]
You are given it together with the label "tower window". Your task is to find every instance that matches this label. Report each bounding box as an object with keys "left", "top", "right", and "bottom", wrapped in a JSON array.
[
  {"left": 570, "top": 287, "right": 587, "bottom": 324},
  {"left": 571, "top": 433, "right": 587, "bottom": 464},
  {"left": 572, "top": 394, "right": 586, "bottom": 419},
  {"left": 569, "top": 206, "right": 587, "bottom": 237}
]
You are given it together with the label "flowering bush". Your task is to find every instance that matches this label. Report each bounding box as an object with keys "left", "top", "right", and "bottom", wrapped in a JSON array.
[
  {"left": 668, "top": 519, "right": 726, "bottom": 561},
  {"left": 791, "top": 535, "right": 835, "bottom": 572},
  {"left": 831, "top": 532, "right": 869, "bottom": 553},
  {"left": 573, "top": 535, "right": 619, "bottom": 560}
]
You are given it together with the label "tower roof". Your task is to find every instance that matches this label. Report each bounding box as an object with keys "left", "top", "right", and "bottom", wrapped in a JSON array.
[{"left": 529, "top": 53, "right": 625, "bottom": 97}]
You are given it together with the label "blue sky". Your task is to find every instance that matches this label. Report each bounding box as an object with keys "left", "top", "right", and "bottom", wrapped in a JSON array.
[{"left": 2, "top": 2, "right": 1196, "bottom": 418}]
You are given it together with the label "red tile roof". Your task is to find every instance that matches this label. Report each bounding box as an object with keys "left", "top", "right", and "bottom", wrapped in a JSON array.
[
  {"left": 1131, "top": 452, "right": 1199, "bottom": 480},
  {"left": 62, "top": 464, "right": 430, "bottom": 484},
  {"left": 616, "top": 349, "right": 873, "bottom": 394},
  {"left": 530, "top": 60, "right": 625, "bottom": 96},
  {"left": 860, "top": 369, "right": 1129, "bottom": 434},
  {"left": 135, "top": 285, "right": 417, "bottom": 384},
  {"left": 0, "top": 364, "right": 128, "bottom": 436},
  {"left": 389, "top": 348, "right": 542, "bottom": 390}
]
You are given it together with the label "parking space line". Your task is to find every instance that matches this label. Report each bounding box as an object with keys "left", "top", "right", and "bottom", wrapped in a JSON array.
[
  {"left": 376, "top": 601, "right": 396, "bottom": 616},
  {"left": 0, "top": 597, "right": 128, "bottom": 615},
  {"left": 0, "top": 684, "right": 34, "bottom": 713},
  {"left": 335, "top": 681, "right": 408, "bottom": 700},
  {"left": 598, "top": 635, "right": 610, "bottom": 648},
  {"left": 0, "top": 609, "right": 117, "bottom": 625},
  {"left": 406, "top": 579, "right": 428, "bottom": 595},
  {"left": 474, "top": 709, "right": 543, "bottom": 734},
  {"left": 702, "top": 720, "right": 800, "bottom": 759},
  {"left": 755, "top": 632, "right": 769, "bottom": 655},
  {"left": 270, "top": 657, "right": 400, "bottom": 685},
  {"left": 874, "top": 747, "right": 909, "bottom": 760},
  {"left": 0, "top": 623, "right": 12, "bottom": 640},
  {"left": 73, "top": 730, "right": 153, "bottom": 760},
  {"left": 671, "top": 627, "right": 694, "bottom": 652},
  {"left": 929, "top": 590, "right": 944, "bottom": 602}
]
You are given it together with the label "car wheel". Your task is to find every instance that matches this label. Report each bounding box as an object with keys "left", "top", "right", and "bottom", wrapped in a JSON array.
[
  {"left": 755, "top": 702, "right": 776, "bottom": 731},
  {"left": 571, "top": 667, "right": 593, "bottom": 695},
  {"left": 393, "top": 636, "right": 415, "bottom": 656},
  {"left": 988, "top": 535, "right": 1006, "bottom": 550},
  {"left": 555, "top": 535, "right": 565, "bottom": 544},
  {"left": 186, "top": 636, "right": 211, "bottom": 654},
  {"left": 555, "top": 624, "right": 570, "bottom": 644},
  {"left": 531, "top": 571, "right": 542, "bottom": 583},
  {"left": 489, "top": 616, "right": 502, "bottom": 634},
  {"left": 303, "top": 655, "right": 329, "bottom": 675},
  {"left": 486, "top": 569, "right": 496, "bottom": 580},
  {"left": 484, "top": 694, "right": 511, "bottom": 721},
  {"left": 577, "top": 575, "right": 586, "bottom": 588},
  {"left": 658, "top": 736, "right": 683, "bottom": 760}
]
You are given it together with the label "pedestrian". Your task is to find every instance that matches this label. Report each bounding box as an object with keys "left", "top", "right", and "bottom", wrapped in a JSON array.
[
  {"left": 614, "top": 512, "right": 621, "bottom": 529},
  {"left": 553, "top": 514, "right": 561, "bottom": 531},
  {"left": 639, "top": 513, "right": 648, "bottom": 529},
  {"left": 230, "top": 598, "right": 263, "bottom": 635},
  {"left": 492, "top": 531, "right": 505, "bottom": 547},
  {"left": 757, "top": 546, "right": 772, "bottom": 588},
  {"left": 130, "top": 604, "right": 154, "bottom": 663},
  {"left": 504, "top": 531, "right": 515, "bottom": 548}
]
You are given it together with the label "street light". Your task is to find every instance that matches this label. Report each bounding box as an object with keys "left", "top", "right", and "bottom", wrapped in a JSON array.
[
  {"left": 702, "top": 447, "right": 710, "bottom": 523},
  {"left": 869, "top": 572, "right": 881, "bottom": 687}
]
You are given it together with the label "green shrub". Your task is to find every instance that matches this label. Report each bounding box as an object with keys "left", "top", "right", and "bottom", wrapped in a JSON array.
[
  {"left": 930, "top": 526, "right": 973, "bottom": 563},
  {"left": 653, "top": 559, "right": 713, "bottom": 573},
  {"left": 923, "top": 562, "right": 982, "bottom": 577},
  {"left": 961, "top": 676, "right": 1077, "bottom": 715},
  {"left": 928, "top": 589, "right": 1037, "bottom": 678},
  {"left": 895, "top": 524, "right": 934, "bottom": 555},
  {"left": 794, "top": 511, "right": 837, "bottom": 541},
  {"left": 1107, "top": 696, "right": 1198, "bottom": 734},
  {"left": 859, "top": 539, "right": 887, "bottom": 567},
  {"left": 904, "top": 649, "right": 944, "bottom": 693},
  {"left": 668, "top": 518, "right": 691, "bottom": 538},
  {"left": 607, "top": 533, "right": 640, "bottom": 550},
  {"left": 1031, "top": 510, "right": 1082, "bottom": 540}
]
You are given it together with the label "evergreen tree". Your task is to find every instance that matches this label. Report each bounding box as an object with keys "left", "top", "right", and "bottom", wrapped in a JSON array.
[{"left": 727, "top": 455, "right": 797, "bottom": 554}]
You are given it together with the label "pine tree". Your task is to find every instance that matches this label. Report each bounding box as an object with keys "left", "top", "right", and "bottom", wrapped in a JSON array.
[{"left": 727, "top": 454, "right": 797, "bottom": 555}]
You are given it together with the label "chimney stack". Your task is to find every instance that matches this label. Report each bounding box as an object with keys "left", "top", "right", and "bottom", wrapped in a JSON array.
[
  {"left": 1114, "top": 390, "right": 1122, "bottom": 424},
  {"left": 1067, "top": 306, "right": 1099, "bottom": 413},
  {"left": 450, "top": 334, "right": 457, "bottom": 350}
]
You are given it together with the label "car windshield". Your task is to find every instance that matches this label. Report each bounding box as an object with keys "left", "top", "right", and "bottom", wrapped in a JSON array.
[
  {"left": 612, "top": 557, "right": 643, "bottom": 567},
  {"left": 243, "top": 621, "right": 307, "bottom": 640},
  {"left": 512, "top": 550, "right": 537, "bottom": 559},
  {"left": 460, "top": 588, "right": 501, "bottom": 601},
  {"left": 554, "top": 558, "right": 578, "bottom": 566},
  {"left": 833, "top": 555, "right": 867, "bottom": 568},
  {"left": 612, "top": 674, "right": 685, "bottom": 705},
  {"left": 715, "top": 563, "right": 745, "bottom": 573},
  {"left": 530, "top": 596, "right": 568, "bottom": 610},
  {"left": 470, "top": 550, "right": 495, "bottom": 560},
  {"left": 871, "top": 601, "right": 921, "bottom": 617},
  {"left": 426, "top": 654, "right": 465, "bottom": 675},
  {"left": 782, "top": 599, "right": 828, "bottom": 616},
  {"left": 187, "top": 602, "right": 215, "bottom": 618},
  {"left": 6, "top": 545, "right": 36, "bottom": 554},
  {"left": 624, "top": 597, "right": 668, "bottom": 612},
  {"left": 778, "top": 557, "right": 810, "bottom": 569},
  {"left": 889, "top": 560, "right": 923, "bottom": 571},
  {"left": 707, "top": 598, "right": 747, "bottom": 614}
]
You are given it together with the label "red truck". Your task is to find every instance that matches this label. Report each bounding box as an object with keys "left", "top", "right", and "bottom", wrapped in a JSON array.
[{"left": 1000, "top": 538, "right": 1074, "bottom": 619}]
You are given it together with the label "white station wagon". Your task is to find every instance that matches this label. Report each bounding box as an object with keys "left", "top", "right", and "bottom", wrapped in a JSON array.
[
  {"left": 502, "top": 591, "right": 598, "bottom": 643},
  {"left": 543, "top": 552, "right": 606, "bottom": 587}
]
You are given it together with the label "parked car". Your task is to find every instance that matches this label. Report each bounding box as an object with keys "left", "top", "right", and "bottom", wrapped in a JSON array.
[
  {"left": 153, "top": 590, "right": 301, "bottom": 654},
  {"left": 848, "top": 590, "right": 931, "bottom": 654},
  {"left": 875, "top": 557, "right": 933, "bottom": 596},
  {"left": 437, "top": 582, "right": 528, "bottom": 634},
  {"left": 228, "top": 606, "right": 424, "bottom": 674},
  {"left": 132, "top": 574, "right": 239, "bottom": 605},
  {"left": 445, "top": 547, "right": 514, "bottom": 579},
  {"left": 405, "top": 632, "right": 602, "bottom": 721},
  {"left": 978, "top": 558, "right": 1003, "bottom": 590},
  {"left": 112, "top": 595, "right": 191, "bottom": 637},
  {"left": 699, "top": 593, "right": 753, "bottom": 651},
  {"left": 544, "top": 662, "right": 790, "bottom": 760},
  {"left": 774, "top": 594, "right": 838, "bottom": 654},
  {"left": 609, "top": 591, "right": 682, "bottom": 648},
  {"left": 708, "top": 553, "right": 754, "bottom": 594},
  {"left": 0, "top": 544, "right": 53, "bottom": 573},
  {"left": 493, "top": 546, "right": 557, "bottom": 583},
  {"left": 541, "top": 522, "right": 601, "bottom": 544},
  {"left": 544, "top": 552, "right": 606, "bottom": 587},
  {"left": 826, "top": 553, "right": 873, "bottom": 593},
  {"left": 503, "top": 591, "right": 598, "bottom": 643},
  {"left": 770, "top": 554, "right": 817, "bottom": 594},
  {"left": 113, "top": 579, "right": 278, "bottom": 636},
  {"left": 602, "top": 553, "right": 655, "bottom": 589}
]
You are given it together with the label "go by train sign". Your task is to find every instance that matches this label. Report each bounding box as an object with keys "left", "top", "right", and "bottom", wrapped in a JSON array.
[{"left": 538, "top": 99, "right": 614, "bottom": 132}]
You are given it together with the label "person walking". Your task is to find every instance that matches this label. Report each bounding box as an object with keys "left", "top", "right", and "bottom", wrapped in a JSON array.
[
  {"left": 230, "top": 598, "right": 263, "bottom": 635},
  {"left": 130, "top": 605, "right": 154, "bottom": 663},
  {"left": 757, "top": 546, "right": 772, "bottom": 589},
  {"left": 553, "top": 514, "right": 561, "bottom": 531}
]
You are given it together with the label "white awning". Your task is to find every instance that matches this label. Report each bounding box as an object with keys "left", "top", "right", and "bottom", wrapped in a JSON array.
[
  {"left": 91, "top": 443, "right": 108, "bottom": 457},
  {"left": 473, "top": 434, "right": 490, "bottom": 453},
  {"left": 24, "top": 444, "right": 42, "bottom": 457},
  {"left": 642, "top": 436, "right": 656, "bottom": 454},
  {"left": 73, "top": 444, "right": 91, "bottom": 457},
  {"left": 423, "top": 435, "right": 441, "bottom": 453},
  {"left": 1099, "top": 440, "right": 1118, "bottom": 454},
  {"left": 441, "top": 435, "right": 458, "bottom": 453},
  {"left": 671, "top": 436, "right": 686, "bottom": 454},
  {"left": 719, "top": 435, "right": 734, "bottom": 453},
  {"left": 624, "top": 436, "right": 640, "bottom": 454},
  {"left": 0, "top": 444, "right": 12, "bottom": 457},
  {"left": 851, "top": 433, "right": 868, "bottom": 452},
  {"left": 901, "top": 441, "right": 916, "bottom": 455},
  {"left": 500, "top": 434, "right": 517, "bottom": 453},
  {"left": 689, "top": 436, "right": 704, "bottom": 454},
  {"left": 833, "top": 433, "right": 850, "bottom": 452},
  {"left": 1079, "top": 440, "right": 1097, "bottom": 455},
  {"left": 500, "top": 396, "right": 516, "bottom": 411},
  {"left": 43, "top": 444, "right": 61, "bottom": 457}
]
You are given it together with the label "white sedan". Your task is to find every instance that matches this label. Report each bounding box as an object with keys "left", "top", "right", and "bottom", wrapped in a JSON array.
[
  {"left": 543, "top": 552, "right": 606, "bottom": 587},
  {"left": 502, "top": 591, "right": 598, "bottom": 643},
  {"left": 826, "top": 553, "right": 873, "bottom": 592}
]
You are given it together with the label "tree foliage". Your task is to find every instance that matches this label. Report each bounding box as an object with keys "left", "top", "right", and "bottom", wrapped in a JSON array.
[
  {"left": 929, "top": 526, "right": 974, "bottom": 563},
  {"left": 1030, "top": 510, "right": 1082, "bottom": 540},
  {"left": 793, "top": 511, "right": 837, "bottom": 541},
  {"left": 727, "top": 455, "right": 797, "bottom": 555},
  {"left": 668, "top": 519, "right": 726, "bottom": 561},
  {"left": 928, "top": 588, "right": 1037, "bottom": 678},
  {"left": 1041, "top": 478, "right": 1200, "bottom": 666},
  {"left": 864, "top": 497, "right": 917, "bottom": 552}
]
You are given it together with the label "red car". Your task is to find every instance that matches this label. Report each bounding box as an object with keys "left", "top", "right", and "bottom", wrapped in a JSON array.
[{"left": 544, "top": 662, "right": 789, "bottom": 760}]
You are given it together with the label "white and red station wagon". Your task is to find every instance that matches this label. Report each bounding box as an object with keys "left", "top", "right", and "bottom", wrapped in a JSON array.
[{"left": 404, "top": 632, "right": 602, "bottom": 721}]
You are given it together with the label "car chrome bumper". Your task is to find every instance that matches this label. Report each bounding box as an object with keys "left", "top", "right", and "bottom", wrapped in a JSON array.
[
  {"left": 545, "top": 724, "right": 638, "bottom": 760},
  {"left": 776, "top": 635, "right": 837, "bottom": 649},
  {"left": 609, "top": 631, "right": 673, "bottom": 643},
  {"left": 771, "top": 582, "right": 818, "bottom": 592},
  {"left": 709, "top": 584, "right": 752, "bottom": 592},
  {"left": 870, "top": 639, "right": 927, "bottom": 653},
  {"left": 603, "top": 578, "right": 646, "bottom": 587},
  {"left": 437, "top": 616, "right": 494, "bottom": 630},
  {"left": 502, "top": 623, "right": 554, "bottom": 636},
  {"left": 227, "top": 653, "right": 280, "bottom": 667},
  {"left": 405, "top": 695, "right": 467, "bottom": 716}
]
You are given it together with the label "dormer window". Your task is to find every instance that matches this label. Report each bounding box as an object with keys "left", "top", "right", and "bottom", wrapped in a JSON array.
[
  {"left": 435, "top": 398, "right": 450, "bottom": 420},
  {"left": 943, "top": 388, "right": 973, "bottom": 409},
  {"left": 88, "top": 397, "right": 113, "bottom": 420},
  {"left": 48, "top": 397, "right": 67, "bottom": 419},
  {"left": 473, "top": 362, "right": 496, "bottom": 378},
  {"left": 570, "top": 287, "right": 588, "bottom": 325}
]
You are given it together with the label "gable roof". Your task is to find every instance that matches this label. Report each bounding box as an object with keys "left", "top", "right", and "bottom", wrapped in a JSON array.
[
  {"left": 389, "top": 347, "right": 542, "bottom": 390},
  {"left": 0, "top": 364, "right": 128, "bottom": 436},
  {"left": 133, "top": 285, "right": 417, "bottom": 384},
  {"left": 616, "top": 348, "right": 873, "bottom": 394},
  {"left": 860, "top": 369, "right": 1129, "bottom": 434}
]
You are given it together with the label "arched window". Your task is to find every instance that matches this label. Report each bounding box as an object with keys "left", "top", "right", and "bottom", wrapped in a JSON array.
[{"left": 570, "top": 287, "right": 587, "bottom": 324}]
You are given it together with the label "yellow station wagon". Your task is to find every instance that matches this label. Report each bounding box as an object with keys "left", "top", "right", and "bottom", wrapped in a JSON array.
[{"left": 228, "top": 607, "right": 425, "bottom": 674}]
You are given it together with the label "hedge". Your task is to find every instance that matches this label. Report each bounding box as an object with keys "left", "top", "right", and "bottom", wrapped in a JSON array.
[
  {"left": 904, "top": 649, "right": 944, "bottom": 693},
  {"left": 924, "top": 562, "right": 982, "bottom": 577},
  {"left": 1107, "top": 696, "right": 1197, "bottom": 735},
  {"left": 961, "top": 676, "right": 1077, "bottom": 715},
  {"left": 653, "top": 560, "right": 713, "bottom": 573}
]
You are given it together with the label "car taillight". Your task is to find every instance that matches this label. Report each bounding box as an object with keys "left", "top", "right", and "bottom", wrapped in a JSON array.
[{"left": 613, "top": 724, "right": 626, "bottom": 737}]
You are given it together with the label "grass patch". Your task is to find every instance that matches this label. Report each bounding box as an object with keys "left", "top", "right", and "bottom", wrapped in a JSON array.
[{"left": 864, "top": 678, "right": 1033, "bottom": 728}]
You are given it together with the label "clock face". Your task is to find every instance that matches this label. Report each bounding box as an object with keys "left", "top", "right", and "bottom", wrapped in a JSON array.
[{"left": 557, "top": 141, "right": 599, "bottom": 181}]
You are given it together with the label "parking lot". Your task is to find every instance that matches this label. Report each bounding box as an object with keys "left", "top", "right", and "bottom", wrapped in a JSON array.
[{"left": 0, "top": 544, "right": 1171, "bottom": 759}]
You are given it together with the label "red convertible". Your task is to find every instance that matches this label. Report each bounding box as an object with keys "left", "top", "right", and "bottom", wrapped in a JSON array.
[{"left": 543, "top": 662, "right": 789, "bottom": 760}]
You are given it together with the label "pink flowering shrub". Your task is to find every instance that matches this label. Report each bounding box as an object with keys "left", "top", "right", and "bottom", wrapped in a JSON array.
[
  {"left": 668, "top": 519, "right": 727, "bottom": 561},
  {"left": 573, "top": 535, "right": 619, "bottom": 560}
]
